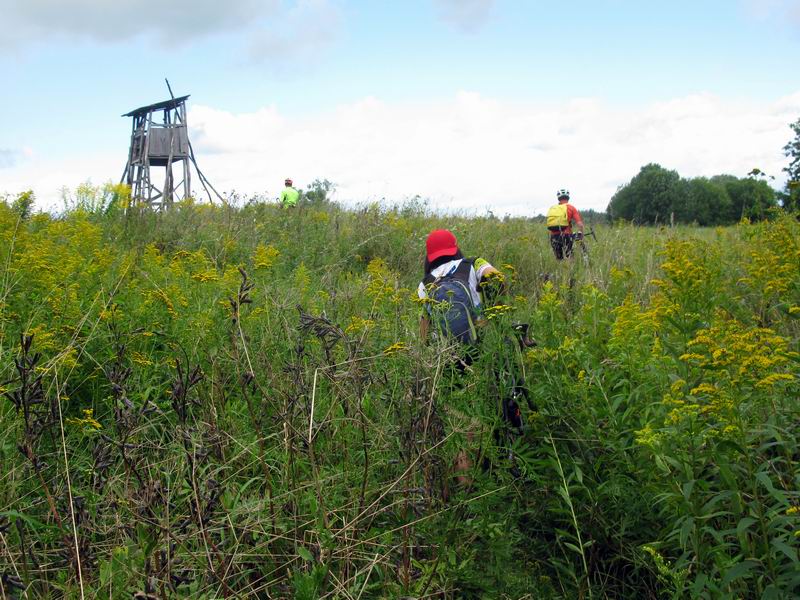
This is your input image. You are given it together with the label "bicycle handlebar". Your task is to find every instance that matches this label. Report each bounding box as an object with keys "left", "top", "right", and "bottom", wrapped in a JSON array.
[{"left": 571, "top": 227, "right": 597, "bottom": 243}]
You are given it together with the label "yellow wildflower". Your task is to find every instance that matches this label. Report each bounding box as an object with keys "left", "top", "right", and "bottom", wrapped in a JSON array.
[
  {"left": 311, "top": 210, "right": 329, "bottom": 224},
  {"left": 635, "top": 424, "right": 662, "bottom": 448},
  {"left": 484, "top": 304, "right": 513, "bottom": 320},
  {"left": 689, "top": 383, "right": 716, "bottom": 396},
  {"left": 755, "top": 373, "right": 794, "bottom": 388},
  {"left": 366, "top": 258, "right": 397, "bottom": 301},
  {"left": 253, "top": 244, "right": 280, "bottom": 270},
  {"left": 67, "top": 408, "right": 102, "bottom": 430},
  {"left": 191, "top": 270, "right": 219, "bottom": 283},
  {"left": 383, "top": 342, "right": 409, "bottom": 355},
  {"left": 148, "top": 289, "right": 177, "bottom": 317},
  {"left": 345, "top": 316, "right": 375, "bottom": 335},
  {"left": 131, "top": 352, "right": 153, "bottom": 366}
]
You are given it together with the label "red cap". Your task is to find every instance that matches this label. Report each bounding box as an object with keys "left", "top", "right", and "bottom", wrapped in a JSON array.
[{"left": 426, "top": 229, "right": 459, "bottom": 262}]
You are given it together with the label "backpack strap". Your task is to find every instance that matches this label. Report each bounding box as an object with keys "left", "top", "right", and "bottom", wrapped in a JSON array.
[
  {"left": 454, "top": 258, "right": 474, "bottom": 281},
  {"left": 423, "top": 258, "right": 473, "bottom": 287},
  {"left": 446, "top": 258, "right": 473, "bottom": 287}
]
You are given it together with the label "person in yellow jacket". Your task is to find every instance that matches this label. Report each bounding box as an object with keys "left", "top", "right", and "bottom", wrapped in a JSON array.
[
  {"left": 546, "top": 189, "right": 584, "bottom": 260},
  {"left": 280, "top": 178, "right": 299, "bottom": 207}
]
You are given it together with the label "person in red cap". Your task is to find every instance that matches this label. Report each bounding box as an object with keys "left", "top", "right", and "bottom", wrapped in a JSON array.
[
  {"left": 417, "top": 229, "right": 502, "bottom": 342},
  {"left": 418, "top": 229, "right": 504, "bottom": 487}
]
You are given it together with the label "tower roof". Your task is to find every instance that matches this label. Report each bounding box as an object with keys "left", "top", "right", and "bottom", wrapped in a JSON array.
[{"left": 122, "top": 95, "right": 191, "bottom": 118}]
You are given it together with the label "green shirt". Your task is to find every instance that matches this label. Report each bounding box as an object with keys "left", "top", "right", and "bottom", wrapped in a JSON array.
[{"left": 280, "top": 186, "right": 299, "bottom": 207}]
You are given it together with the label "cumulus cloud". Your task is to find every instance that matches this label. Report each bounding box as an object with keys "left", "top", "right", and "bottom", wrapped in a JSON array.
[
  {"left": 0, "top": 0, "right": 271, "bottom": 45},
  {"left": 0, "top": 151, "right": 120, "bottom": 209},
  {"left": 246, "top": 0, "right": 343, "bottom": 69},
  {"left": 4, "top": 91, "right": 799, "bottom": 214},
  {"left": 0, "top": 0, "right": 341, "bottom": 65},
  {"left": 434, "top": 0, "right": 495, "bottom": 33},
  {"left": 183, "top": 91, "right": 800, "bottom": 215}
]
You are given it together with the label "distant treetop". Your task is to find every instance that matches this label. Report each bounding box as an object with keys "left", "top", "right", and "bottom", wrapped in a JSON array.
[{"left": 607, "top": 163, "right": 777, "bottom": 225}]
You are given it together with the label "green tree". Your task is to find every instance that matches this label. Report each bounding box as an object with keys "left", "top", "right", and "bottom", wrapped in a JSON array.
[
  {"left": 303, "top": 178, "right": 337, "bottom": 207},
  {"left": 607, "top": 163, "right": 684, "bottom": 224},
  {"left": 610, "top": 165, "right": 776, "bottom": 225},
  {"left": 676, "top": 177, "right": 730, "bottom": 226},
  {"left": 577, "top": 208, "right": 609, "bottom": 224},
  {"left": 710, "top": 174, "right": 776, "bottom": 222},
  {"left": 782, "top": 118, "right": 800, "bottom": 211}
]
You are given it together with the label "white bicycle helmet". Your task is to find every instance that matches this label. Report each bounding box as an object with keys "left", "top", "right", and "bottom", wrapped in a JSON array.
[{"left": 557, "top": 188, "right": 570, "bottom": 200}]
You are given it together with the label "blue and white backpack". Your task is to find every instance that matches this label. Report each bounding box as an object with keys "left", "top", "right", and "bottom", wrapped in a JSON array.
[{"left": 423, "top": 259, "right": 479, "bottom": 344}]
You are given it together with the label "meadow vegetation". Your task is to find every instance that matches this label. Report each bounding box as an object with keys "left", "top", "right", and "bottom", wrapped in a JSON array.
[{"left": 0, "top": 187, "right": 797, "bottom": 598}]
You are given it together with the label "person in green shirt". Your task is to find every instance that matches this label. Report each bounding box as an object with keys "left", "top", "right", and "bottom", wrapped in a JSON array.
[{"left": 280, "top": 178, "right": 299, "bottom": 207}]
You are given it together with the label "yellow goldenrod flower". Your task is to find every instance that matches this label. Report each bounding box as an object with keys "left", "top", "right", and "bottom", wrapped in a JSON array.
[
  {"left": 690, "top": 383, "right": 716, "bottom": 396},
  {"left": 755, "top": 373, "right": 794, "bottom": 388},
  {"left": 66, "top": 408, "right": 102, "bottom": 430},
  {"left": 383, "top": 342, "right": 409, "bottom": 355},
  {"left": 253, "top": 243, "right": 280, "bottom": 270},
  {"left": 191, "top": 270, "right": 219, "bottom": 283}
]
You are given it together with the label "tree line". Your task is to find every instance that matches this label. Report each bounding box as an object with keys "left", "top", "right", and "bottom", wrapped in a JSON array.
[
  {"left": 605, "top": 117, "right": 800, "bottom": 225},
  {"left": 607, "top": 165, "right": 776, "bottom": 225}
]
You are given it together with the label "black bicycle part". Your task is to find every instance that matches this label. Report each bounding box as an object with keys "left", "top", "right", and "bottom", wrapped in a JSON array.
[{"left": 483, "top": 325, "right": 537, "bottom": 479}]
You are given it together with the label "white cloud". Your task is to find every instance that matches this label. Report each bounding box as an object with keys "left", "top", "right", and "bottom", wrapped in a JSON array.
[
  {"left": 434, "top": 0, "right": 495, "bottom": 33},
  {"left": 4, "top": 91, "right": 799, "bottom": 215},
  {"left": 246, "top": 0, "right": 343, "bottom": 69},
  {"left": 0, "top": 0, "right": 271, "bottom": 44},
  {"left": 185, "top": 90, "right": 800, "bottom": 214},
  {"left": 0, "top": 0, "right": 341, "bottom": 66},
  {"left": 0, "top": 151, "right": 120, "bottom": 207}
]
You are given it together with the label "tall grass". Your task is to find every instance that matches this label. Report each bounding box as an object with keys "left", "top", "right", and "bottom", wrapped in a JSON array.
[{"left": 0, "top": 195, "right": 797, "bottom": 598}]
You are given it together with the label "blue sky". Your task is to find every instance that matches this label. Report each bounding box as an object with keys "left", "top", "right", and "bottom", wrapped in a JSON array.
[{"left": 1, "top": 0, "right": 799, "bottom": 214}]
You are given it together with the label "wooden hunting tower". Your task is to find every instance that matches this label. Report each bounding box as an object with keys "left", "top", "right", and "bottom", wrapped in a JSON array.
[{"left": 121, "top": 95, "right": 192, "bottom": 209}]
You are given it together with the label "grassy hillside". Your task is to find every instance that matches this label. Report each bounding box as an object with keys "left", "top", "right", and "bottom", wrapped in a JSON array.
[{"left": 0, "top": 196, "right": 798, "bottom": 598}]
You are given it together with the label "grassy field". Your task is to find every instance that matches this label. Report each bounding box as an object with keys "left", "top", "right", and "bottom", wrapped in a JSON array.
[{"left": 0, "top": 194, "right": 798, "bottom": 599}]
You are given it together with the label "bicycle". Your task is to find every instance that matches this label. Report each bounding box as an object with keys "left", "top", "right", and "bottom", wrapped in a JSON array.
[
  {"left": 482, "top": 321, "right": 537, "bottom": 478},
  {"left": 570, "top": 226, "right": 597, "bottom": 265}
]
